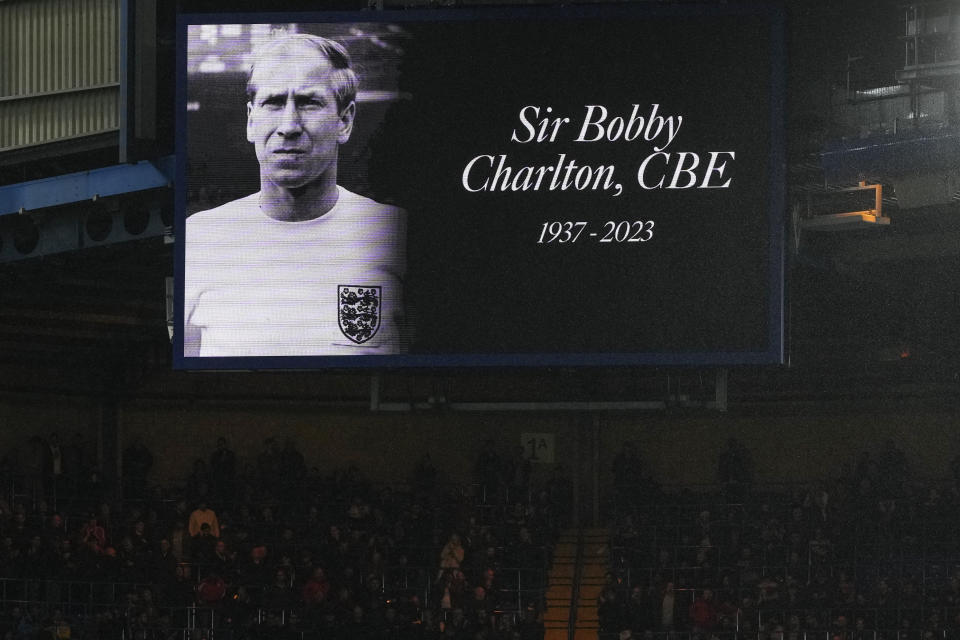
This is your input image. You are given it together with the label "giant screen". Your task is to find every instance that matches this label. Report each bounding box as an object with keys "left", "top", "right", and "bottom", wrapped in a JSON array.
[{"left": 174, "top": 5, "right": 785, "bottom": 369}]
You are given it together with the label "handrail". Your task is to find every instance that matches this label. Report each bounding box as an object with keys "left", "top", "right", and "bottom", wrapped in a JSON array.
[
  {"left": 3, "top": 597, "right": 546, "bottom": 639},
  {"left": 568, "top": 529, "right": 583, "bottom": 640},
  {"left": 596, "top": 632, "right": 950, "bottom": 640},
  {"left": 0, "top": 564, "right": 549, "bottom": 607}
]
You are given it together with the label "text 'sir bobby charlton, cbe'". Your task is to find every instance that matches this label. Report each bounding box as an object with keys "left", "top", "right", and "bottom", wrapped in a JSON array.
[{"left": 184, "top": 34, "right": 407, "bottom": 357}]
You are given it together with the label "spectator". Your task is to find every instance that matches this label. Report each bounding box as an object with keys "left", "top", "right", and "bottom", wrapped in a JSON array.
[
  {"left": 547, "top": 464, "right": 573, "bottom": 526},
  {"left": 209, "top": 538, "right": 236, "bottom": 580},
  {"left": 186, "top": 458, "right": 212, "bottom": 498},
  {"left": 61, "top": 432, "right": 86, "bottom": 499},
  {"left": 21, "top": 436, "right": 46, "bottom": 507},
  {"left": 718, "top": 437, "right": 754, "bottom": 500},
  {"left": 302, "top": 566, "right": 330, "bottom": 607},
  {"left": 280, "top": 439, "right": 307, "bottom": 489},
  {"left": 475, "top": 439, "right": 502, "bottom": 503},
  {"left": 188, "top": 500, "right": 220, "bottom": 539},
  {"left": 413, "top": 453, "right": 438, "bottom": 495},
  {"left": 517, "top": 604, "right": 544, "bottom": 640},
  {"left": 242, "top": 544, "right": 272, "bottom": 587},
  {"left": 45, "top": 608, "right": 70, "bottom": 640},
  {"left": 78, "top": 516, "right": 106, "bottom": 555},
  {"left": 129, "top": 519, "right": 150, "bottom": 553},
  {"left": 192, "top": 522, "right": 218, "bottom": 563},
  {"left": 439, "top": 533, "right": 465, "bottom": 572},
  {"left": 169, "top": 520, "right": 189, "bottom": 563},
  {"left": 209, "top": 436, "right": 237, "bottom": 497},
  {"left": 659, "top": 581, "right": 677, "bottom": 631},
  {"left": 45, "top": 433, "right": 63, "bottom": 502},
  {"left": 262, "top": 567, "right": 297, "bottom": 612},
  {"left": 257, "top": 438, "right": 282, "bottom": 493},
  {"left": 689, "top": 588, "right": 718, "bottom": 633},
  {"left": 464, "top": 585, "right": 491, "bottom": 628},
  {"left": 878, "top": 439, "right": 909, "bottom": 497},
  {"left": 151, "top": 538, "right": 178, "bottom": 584},
  {"left": 504, "top": 445, "right": 532, "bottom": 500},
  {"left": 613, "top": 441, "right": 644, "bottom": 493},
  {"left": 599, "top": 587, "right": 628, "bottom": 637},
  {"left": 122, "top": 438, "right": 154, "bottom": 500},
  {"left": 197, "top": 571, "right": 227, "bottom": 605},
  {"left": 116, "top": 534, "right": 149, "bottom": 582},
  {"left": 627, "top": 584, "right": 654, "bottom": 633}
]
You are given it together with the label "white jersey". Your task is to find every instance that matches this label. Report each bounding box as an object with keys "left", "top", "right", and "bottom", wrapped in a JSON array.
[{"left": 184, "top": 186, "right": 407, "bottom": 357}]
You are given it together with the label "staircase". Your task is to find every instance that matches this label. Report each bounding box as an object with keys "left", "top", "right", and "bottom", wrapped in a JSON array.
[{"left": 543, "top": 528, "right": 609, "bottom": 640}]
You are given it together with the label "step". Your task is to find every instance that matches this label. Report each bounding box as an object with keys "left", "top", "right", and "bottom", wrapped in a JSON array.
[
  {"left": 546, "top": 585, "right": 573, "bottom": 600},
  {"left": 551, "top": 564, "right": 576, "bottom": 579},
  {"left": 577, "top": 607, "right": 600, "bottom": 626},
  {"left": 578, "top": 584, "right": 604, "bottom": 600},
  {"left": 543, "top": 611, "right": 570, "bottom": 623},
  {"left": 580, "top": 564, "right": 607, "bottom": 578},
  {"left": 581, "top": 559, "right": 608, "bottom": 568}
]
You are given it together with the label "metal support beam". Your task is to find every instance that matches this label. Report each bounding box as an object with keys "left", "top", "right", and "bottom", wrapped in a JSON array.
[
  {"left": 119, "top": 0, "right": 131, "bottom": 163},
  {"left": 0, "top": 156, "right": 174, "bottom": 216},
  {"left": 370, "top": 375, "right": 382, "bottom": 412},
  {"left": 572, "top": 419, "right": 581, "bottom": 529},
  {"left": 591, "top": 416, "right": 600, "bottom": 527},
  {"left": 715, "top": 369, "right": 728, "bottom": 412},
  {"left": 372, "top": 400, "right": 667, "bottom": 412}
]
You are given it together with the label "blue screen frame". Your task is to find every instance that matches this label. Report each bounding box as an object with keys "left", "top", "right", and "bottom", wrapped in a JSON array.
[{"left": 174, "top": 3, "right": 785, "bottom": 370}]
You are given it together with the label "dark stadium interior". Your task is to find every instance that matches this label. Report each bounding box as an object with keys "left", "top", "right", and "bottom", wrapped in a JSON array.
[{"left": 1, "top": 0, "right": 960, "bottom": 639}]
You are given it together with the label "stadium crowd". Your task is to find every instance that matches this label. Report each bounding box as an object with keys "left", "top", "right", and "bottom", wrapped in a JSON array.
[
  {"left": 1, "top": 432, "right": 959, "bottom": 640},
  {"left": 602, "top": 439, "right": 960, "bottom": 640},
  {"left": 0, "top": 435, "right": 565, "bottom": 639}
]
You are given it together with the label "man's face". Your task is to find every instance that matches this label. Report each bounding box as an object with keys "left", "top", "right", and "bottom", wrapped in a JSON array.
[{"left": 247, "top": 46, "right": 354, "bottom": 190}]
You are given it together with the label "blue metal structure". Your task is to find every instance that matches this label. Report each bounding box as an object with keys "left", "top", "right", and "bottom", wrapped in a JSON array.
[{"left": 0, "top": 156, "right": 174, "bottom": 216}]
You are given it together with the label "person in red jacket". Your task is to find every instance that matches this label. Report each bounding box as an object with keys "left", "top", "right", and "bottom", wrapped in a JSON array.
[
  {"left": 302, "top": 567, "right": 330, "bottom": 606},
  {"left": 197, "top": 572, "right": 226, "bottom": 605},
  {"left": 689, "top": 588, "right": 718, "bottom": 633}
]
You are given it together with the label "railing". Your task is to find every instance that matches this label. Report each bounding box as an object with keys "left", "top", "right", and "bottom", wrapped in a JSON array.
[
  {"left": 0, "top": 560, "right": 550, "bottom": 622},
  {"left": 602, "top": 480, "right": 960, "bottom": 640},
  {"left": 3, "top": 477, "right": 563, "bottom": 548},
  {"left": 0, "top": 592, "right": 542, "bottom": 639},
  {"left": 0, "top": 471, "right": 563, "bottom": 511},
  {"left": 592, "top": 581, "right": 960, "bottom": 637},
  {"left": 0, "top": 577, "right": 171, "bottom": 615},
  {"left": 611, "top": 542, "right": 960, "bottom": 587},
  {"left": 597, "top": 632, "right": 956, "bottom": 640},
  {"left": 118, "top": 606, "right": 537, "bottom": 640}
]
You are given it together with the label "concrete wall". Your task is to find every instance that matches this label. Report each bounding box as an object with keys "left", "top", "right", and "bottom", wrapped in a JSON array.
[
  {"left": 120, "top": 401, "right": 582, "bottom": 488},
  {"left": 0, "top": 393, "right": 99, "bottom": 470},
  {"left": 2, "top": 394, "right": 956, "bottom": 494},
  {"left": 115, "top": 399, "right": 960, "bottom": 489},
  {"left": 599, "top": 403, "right": 958, "bottom": 487}
]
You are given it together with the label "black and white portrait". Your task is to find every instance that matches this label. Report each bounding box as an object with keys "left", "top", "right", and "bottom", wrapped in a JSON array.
[{"left": 183, "top": 23, "right": 409, "bottom": 357}]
